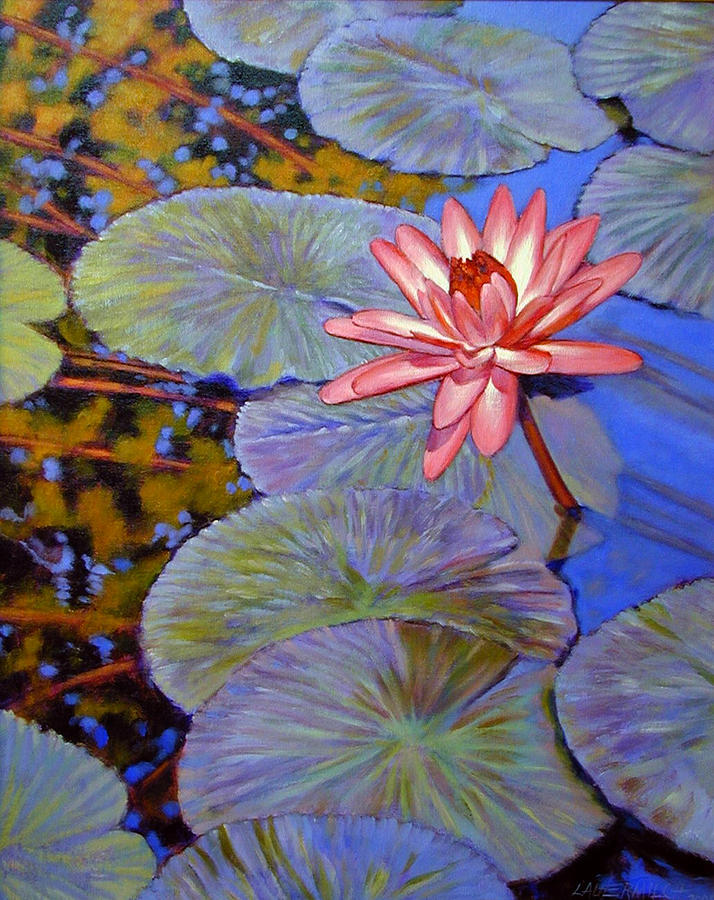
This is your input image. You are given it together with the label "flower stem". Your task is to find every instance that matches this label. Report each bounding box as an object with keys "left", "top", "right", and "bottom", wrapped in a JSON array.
[
  {"left": 0, "top": 125, "right": 158, "bottom": 196},
  {"left": 547, "top": 511, "right": 580, "bottom": 562},
  {"left": 0, "top": 434, "right": 191, "bottom": 471},
  {"left": 0, "top": 12, "right": 319, "bottom": 177},
  {"left": 128, "top": 753, "right": 176, "bottom": 793},
  {"left": 65, "top": 349, "right": 186, "bottom": 383},
  {"left": 517, "top": 388, "right": 580, "bottom": 515},
  {"left": 40, "top": 202, "right": 95, "bottom": 239},
  {"left": 19, "top": 658, "right": 139, "bottom": 715},
  {"left": 6, "top": 176, "right": 96, "bottom": 238},
  {"left": 46, "top": 658, "right": 137, "bottom": 699},
  {"left": 0, "top": 207, "right": 85, "bottom": 237},
  {"left": 50, "top": 374, "right": 238, "bottom": 413},
  {"left": 0, "top": 606, "right": 132, "bottom": 635}
]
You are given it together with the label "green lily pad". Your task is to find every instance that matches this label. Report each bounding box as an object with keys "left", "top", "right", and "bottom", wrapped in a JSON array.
[
  {"left": 139, "top": 814, "right": 512, "bottom": 898},
  {"left": 179, "top": 620, "right": 612, "bottom": 881},
  {"left": 556, "top": 579, "right": 714, "bottom": 862},
  {"left": 574, "top": 2, "right": 714, "bottom": 153},
  {"left": 142, "top": 488, "right": 574, "bottom": 710},
  {"left": 299, "top": 15, "right": 614, "bottom": 175},
  {"left": 0, "top": 711, "right": 155, "bottom": 899},
  {"left": 234, "top": 382, "right": 621, "bottom": 555},
  {"left": 71, "top": 188, "right": 441, "bottom": 388},
  {"left": 577, "top": 145, "right": 714, "bottom": 317},
  {"left": 183, "top": 0, "right": 459, "bottom": 74},
  {"left": 0, "top": 241, "right": 66, "bottom": 403}
]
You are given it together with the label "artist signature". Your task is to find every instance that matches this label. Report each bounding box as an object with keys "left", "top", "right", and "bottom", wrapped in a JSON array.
[{"left": 572, "top": 880, "right": 684, "bottom": 899}]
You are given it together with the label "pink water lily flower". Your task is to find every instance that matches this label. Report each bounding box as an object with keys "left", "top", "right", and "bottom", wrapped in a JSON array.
[{"left": 319, "top": 186, "right": 643, "bottom": 481}]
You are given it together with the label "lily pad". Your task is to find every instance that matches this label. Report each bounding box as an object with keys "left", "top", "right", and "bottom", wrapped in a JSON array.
[
  {"left": 0, "top": 241, "right": 66, "bottom": 403},
  {"left": 556, "top": 579, "right": 714, "bottom": 862},
  {"left": 142, "top": 488, "right": 574, "bottom": 710},
  {"left": 0, "top": 711, "right": 155, "bottom": 899},
  {"left": 299, "top": 15, "right": 614, "bottom": 176},
  {"left": 183, "top": 0, "right": 459, "bottom": 74},
  {"left": 140, "top": 814, "right": 512, "bottom": 899},
  {"left": 71, "top": 188, "right": 441, "bottom": 388},
  {"left": 234, "top": 382, "right": 621, "bottom": 555},
  {"left": 179, "top": 620, "right": 612, "bottom": 882},
  {"left": 577, "top": 145, "right": 714, "bottom": 317},
  {"left": 574, "top": 2, "right": 714, "bottom": 153}
]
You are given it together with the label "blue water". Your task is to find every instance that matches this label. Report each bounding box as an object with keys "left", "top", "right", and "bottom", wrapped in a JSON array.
[
  {"left": 424, "top": 1, "right": 714, "bottom": 637},
  {"left": 432, "top": 6, "right": 714, "bottom": 896}
]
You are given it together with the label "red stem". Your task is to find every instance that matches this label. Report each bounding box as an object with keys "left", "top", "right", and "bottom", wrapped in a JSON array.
[
  {"left": 50, "top": 374, "right": 237, "bottom": 412},
  {"left": 0, "top": 434, "right": 191, "bottom": 471},
  {"left": 0, "top": 207, "right": 85, "bottom": 237},
  {"left": 16, "top": 658, "right": 139, "bottom": 717},
  {"left": 5, "top": 176, "right": 96, "bottom": 238},
  {"left": 0, "top": 125, "right": 158, "bottom": 196},
  {"left": 46, "top": 658, "right": 137, "bottom": 699},
  {"left": 65, "top": 349, "right": 186, "bottom": 383},
  {"left": 0, "top": 606, "right": 133, "bottom": 634},
  {"left": 517, "top": 389, "right": 580, "bottom": 515}
]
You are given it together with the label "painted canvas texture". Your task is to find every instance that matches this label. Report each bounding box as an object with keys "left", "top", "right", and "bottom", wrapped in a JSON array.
[{"left": 0, "top": 1, "right": 712, "bottom": 897}]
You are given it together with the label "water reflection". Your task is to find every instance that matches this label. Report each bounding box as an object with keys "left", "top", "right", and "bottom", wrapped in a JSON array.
[{"left": 560, "top": 296, "right": 714, "bottom": 631}]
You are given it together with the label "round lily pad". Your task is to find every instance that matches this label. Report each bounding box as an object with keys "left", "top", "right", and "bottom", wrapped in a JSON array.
[
  {"left": 183, "top": 0, "right": 459, "bottom": 74},
  {"left": 556, "top": 579, "right": 714, "bottom": 861},
  {"left": 0, "top": 241, "right": 66, "bottom": 403},
  {"left": 234, "top": 382, "right": 620, "bottom": 555},
  {"left": 142, "top": 488, "right": 574, "bottom": 710},
  {"left": 299, "top": 15, "right": 614, "bottom": 175},
  {"left": 179, "top": 620, "right": 612, "bottom": 881},
  {"left": 0, "top": 711, "right": 155, "bottom": 899},
  {"left": 574, "top": 2, "right": 714, "bottom": 153},
  {"left": 139, "top": 814, "right": 512, "bottom": 898},
  {"left": 578, "top": 145, "right": 714, "bottom": 317},
  {"left": 71, "top": 188, "right": 440, "bottom": 388}
]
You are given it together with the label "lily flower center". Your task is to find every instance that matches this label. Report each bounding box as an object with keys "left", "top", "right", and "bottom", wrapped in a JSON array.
[{"left": 448, "top": 251, "right": 518, "bottom": 310}]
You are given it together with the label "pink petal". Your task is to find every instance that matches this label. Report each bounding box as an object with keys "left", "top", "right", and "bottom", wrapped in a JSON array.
[
  {"left": 518, "top": 235, "right": 568, "bottom": 307},
  {"left": 470, "top": 367, "right": 519, "bottom": 457},
  {"left": 500, "top": 292, "right": 558, "bottom": 347},
  {"left": 420, "top": 281, "right": 460, "bottom": 337},
  {"left": 506, "top": 188, "right": 547, "bottom": 301},
  {"left": 352, "top": 308, "right": 462, "bottom": 350},
  {"left": 424, "top": 415, "right": 471, "bottom": 480},
  {"left": 528, "top": 252, "right": 641, "bottom": 340},
  {"left": 324, "top": 316, "right": 454, "bottom": 356},
  {"left": 432, "top": 368, "right": 490, "bottom": 429},
  {"left": 395, "top": 225, "right": 450, "bottom": 290},
  {"left": 519, "top": 278, "right": 603, "bottom": 342},
  {"left": 547, "top": 215, "right": 600, "bottom": 291},
  {"left": 441, "top": 198, "right": 482, "bottom": 260},
  {"left": 521, "top": 216, "right": 600, "bottom": 305},
  {"left": 319, "top": 352, "right": 459, "bottom": 404},
  {"left": 490, "top": 272, "right": 517, "bottom": 322},
  {"left": 543, "top": 214, "right": 599, "bottom": 258},
  {"left": 351, "top": 352, "right": 460, "bottom": 397},
  {"left": 494, "top": 346, "right": 551, "bottom": 374},
  {"left": 482, "top": 185, "right": 517, "bottom": 262},
  {"left": 451, "top": 290, "right": 487, "bottom": 346},
  {"left": 521, "top": 215, "right": 600, "bottom": 306},
  {"left": 370, "top": 239, "right": 428, "bottom": 315},
  {"left": 535, "top": 340, "right": 643, "bottom": 375},
  {"left": 479, "top": 282, "right": 509, "bottom": 344},
  {"left": 562, "top": 252, "right": 642, "bottom": 315}
]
